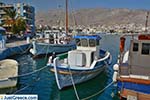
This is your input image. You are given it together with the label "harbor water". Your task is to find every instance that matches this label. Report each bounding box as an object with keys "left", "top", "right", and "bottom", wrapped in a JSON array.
[{"left": 0, "top": 34, "right": 131, "bottom": 100}]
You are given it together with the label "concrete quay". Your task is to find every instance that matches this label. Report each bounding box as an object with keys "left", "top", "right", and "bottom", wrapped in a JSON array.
[{"left": 0, "top": 40, "right": 32, "bottom": 60}]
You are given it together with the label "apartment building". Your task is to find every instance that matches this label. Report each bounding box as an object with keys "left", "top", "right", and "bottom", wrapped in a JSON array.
[{"left": 0, "top": 2, "right": 35, "bottom": 33}]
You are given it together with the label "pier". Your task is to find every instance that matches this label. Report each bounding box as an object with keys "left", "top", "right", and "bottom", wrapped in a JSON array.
[{"left": 0, "top": 40, "right": 32, "bottom": 60}]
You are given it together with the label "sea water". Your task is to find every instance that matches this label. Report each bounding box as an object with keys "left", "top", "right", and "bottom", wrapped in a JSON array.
[{"left": 0, "top": 34, "right": 131, "bottom": 100}]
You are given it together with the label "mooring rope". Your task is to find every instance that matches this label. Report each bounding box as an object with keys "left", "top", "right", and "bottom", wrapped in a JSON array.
[
  {"left": 17, "top": 43, "right": 32, "bottom": 54},
  {"left": 9, "top": 65, "right": 48, "bottom": 79},
  {"left": 68, "top": 66, "right": 80, "bottom": 100},
  {"left": 13, "top": 78, "right": 40, "bottom": 94},
  {"left": 69, "top": 60, "right": 114, "bottom": 100},
  {"left": 81, "top": 81, "right": 114, "bottom": 100},
  {"left": 9, "top": 43, "right": 32, "bottom": 55}
]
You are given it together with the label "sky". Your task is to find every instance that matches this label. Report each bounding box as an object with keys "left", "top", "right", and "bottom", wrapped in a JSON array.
[{"left": 1, "top": 0, "right": 150, "bottom": 12}]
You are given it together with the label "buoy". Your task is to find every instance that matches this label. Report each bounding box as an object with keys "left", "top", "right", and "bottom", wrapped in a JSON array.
[
  {"left": 113, "top": 64, "right": 119, "bottom": 71},
  {"left": 26, "top": 36, "right": 30, "bottom": 43},
  {"left": 113, "top": 71, "right": 118, "bottom": 82}
]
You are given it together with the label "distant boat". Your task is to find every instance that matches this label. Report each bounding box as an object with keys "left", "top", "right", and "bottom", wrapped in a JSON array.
[
  {"left": 30, "top": 0, "right": 76, "bottom": 56},
  {"left": 0, "top": 59, "right": 18, "bottom": 88},
  {"left": 29, "top": 29, "right": 76, "bottom": 56},
  {"left": 113, "top": 34, "right": 150, "bottom": 100},
  {"left": 47, "top": 34, "right": 112, "bottom": 89}
]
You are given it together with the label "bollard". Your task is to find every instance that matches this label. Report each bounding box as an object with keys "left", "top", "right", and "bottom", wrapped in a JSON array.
[
  {"left": 27, "top": 36, "right": 30, "bottom": 43},
  {"left": 2, "top": 38, "right": 6, "bottom": 49}
]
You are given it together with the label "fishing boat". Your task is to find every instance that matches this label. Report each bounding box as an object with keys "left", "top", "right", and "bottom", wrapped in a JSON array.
[
  {"left": 30, "top": 0, "right": 76, "bottom": 56},
  {"left": 47, "top": 34, "right": 112, "bottom": 89},
  {"left": 113, "top": 12, "right": 150, "bottom": 100},
  {"left": 113, "top": 34, "right": 150, "bottom": 100},
  {"left": 29, "top": 29, "right": 76, "bottom": 56},
  {"left": 0, "top": 59, "right": 18, "bottom": 88}
]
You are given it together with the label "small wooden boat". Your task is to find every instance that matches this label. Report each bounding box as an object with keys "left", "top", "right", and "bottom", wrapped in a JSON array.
[
  {"left": 47, "top": 34, "right": 112, "bottom": 89},
  {"left": 0, "top": 59, "right": 18, "bottom": 88}
]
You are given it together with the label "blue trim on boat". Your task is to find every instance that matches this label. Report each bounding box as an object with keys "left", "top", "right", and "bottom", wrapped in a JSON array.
[
  {"left": 117, "top": 81, "right": 150, "bottom": 94},
  {"left": 74, "top": 35, "right": 101, "bottom": 40}
]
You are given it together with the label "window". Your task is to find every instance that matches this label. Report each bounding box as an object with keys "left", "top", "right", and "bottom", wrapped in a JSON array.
[
  {"left": 141, "top": 43, "right": 150, "bottom": 55},
  {"left": 133, "top": 43, "right": 138, "bottom": 52},
  {"left": 81, "top": 38, "right": 88, "bottom": 47},
  {"left": 89, "top": 39, "right": 96, "bottom": 47},
  {"left": 75, "top": 39, "right": 81, "bottom": 46}
]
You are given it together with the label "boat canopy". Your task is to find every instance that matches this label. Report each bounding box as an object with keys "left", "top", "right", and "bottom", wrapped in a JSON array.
[{"left": 74, "top": 35, "right": 101, "bottom": 40}]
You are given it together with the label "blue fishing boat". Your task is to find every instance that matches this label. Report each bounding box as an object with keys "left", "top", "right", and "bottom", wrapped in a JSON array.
[{"left": 47, "top": 34, "right": 112, "bottom": 89}]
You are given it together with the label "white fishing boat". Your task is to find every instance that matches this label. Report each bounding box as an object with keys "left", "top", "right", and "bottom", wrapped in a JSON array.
[
  {"left": 0, "top": 59, "right": 18, "bottom": 88},
  {"left": 30, "top": 0, "right": 76, "bottom": 56},
  {"left": 47, "top": 34, "right": 112, "bottom": 89},
  {"left": 29, "top": 29, "right": 76, "bottom": 56}
]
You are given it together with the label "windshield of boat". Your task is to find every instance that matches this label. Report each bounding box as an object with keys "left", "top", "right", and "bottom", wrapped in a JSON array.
[
  {"left": 89, "top": 39, "right": 96, "bottom": 47},
  {"left": 75, "top": 38, "right": 81, "bottom": 46},
  {"left": 75, "top": 38, "right": 99, "bottom": 47}
]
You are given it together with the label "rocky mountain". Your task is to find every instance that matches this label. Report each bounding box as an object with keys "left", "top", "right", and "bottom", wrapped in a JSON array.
[{"left": 35, "top": 8, "right": 150, "bottom": 27}]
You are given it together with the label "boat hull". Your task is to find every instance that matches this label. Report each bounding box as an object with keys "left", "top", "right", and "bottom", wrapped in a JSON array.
[
  {"left": 30, "top": 42, "right": 76, "bottom": 56},
  {"left": 50, "top": 66, "right": 106, "bottom": 89}
]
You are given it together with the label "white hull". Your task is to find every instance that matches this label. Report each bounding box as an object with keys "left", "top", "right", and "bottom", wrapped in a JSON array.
[
  {"left": 30, "top": 42, "right": 76, "bottom": 56},
  {"left": 53, "top": 66, "right": 105, "bottom": 89},
  {"left": 51, "top": 50, "right": 111, "bottom": 89}
]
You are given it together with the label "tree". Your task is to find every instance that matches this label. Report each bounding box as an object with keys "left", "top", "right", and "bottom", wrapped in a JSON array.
[{"left": 2, "top": 8, "right": 26, "bottom": 34}]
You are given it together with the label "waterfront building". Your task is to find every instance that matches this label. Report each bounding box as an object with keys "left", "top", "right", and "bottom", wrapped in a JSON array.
[
  {"left": 0, "top": 2, "right": 35, "bottom": 34},
  {"left": 15, "top": 3, "right": 35, "bottom": 33},
  {"left": 0, "top": 2, "right": 14, "bottom": 32}
]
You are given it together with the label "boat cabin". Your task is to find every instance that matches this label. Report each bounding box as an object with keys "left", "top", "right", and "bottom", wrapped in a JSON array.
[
  {"left": 68, "top": 35, "right": 101, "bottom": 67},
  {"left": 44, "top": 30, "right": 66, "bottom": 44},
  {"left": 128, "top": 34, "right": 150, "bottom": 76}
]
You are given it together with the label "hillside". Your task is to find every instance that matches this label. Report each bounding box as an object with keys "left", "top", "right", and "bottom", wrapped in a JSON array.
[{"left": 35, "top": 8, "right": 150, "bottom": 27}]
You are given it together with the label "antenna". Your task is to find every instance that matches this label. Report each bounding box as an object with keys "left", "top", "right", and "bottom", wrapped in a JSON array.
[
  {"left": 145, "top": 11, "right": 149, "bottom": 32},
  {"left": 65, "top": 0, "right": 69, "bottom": 34}
]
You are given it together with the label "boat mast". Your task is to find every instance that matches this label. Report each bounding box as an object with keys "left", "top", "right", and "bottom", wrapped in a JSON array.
[
  {"left": 65, "top": 0, "right": 69, "bottom": 34},
  {"left": 145, "top": 11, "right": 149, "bottom": 33}
]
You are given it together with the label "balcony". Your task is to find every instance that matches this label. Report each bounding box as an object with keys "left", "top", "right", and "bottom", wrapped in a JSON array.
[{"left": 0, "top": 11, "right": 5, "bottom": 14}]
